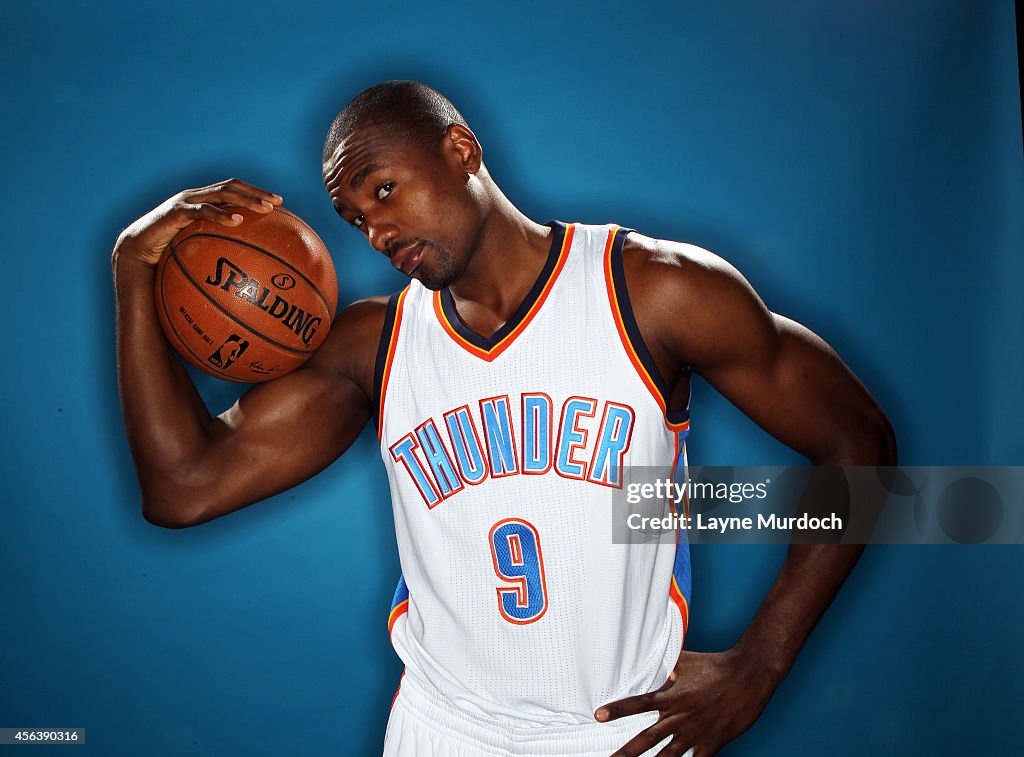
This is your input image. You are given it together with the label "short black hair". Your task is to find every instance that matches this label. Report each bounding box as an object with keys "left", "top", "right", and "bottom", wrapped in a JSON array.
[{"left": 322, "top": 80, "right": 468, "bottom": 162}]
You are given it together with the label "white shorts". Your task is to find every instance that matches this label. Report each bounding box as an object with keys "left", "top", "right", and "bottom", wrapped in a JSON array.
[{"left": 383, "top": 673, "right": 694, "bottom": 757}]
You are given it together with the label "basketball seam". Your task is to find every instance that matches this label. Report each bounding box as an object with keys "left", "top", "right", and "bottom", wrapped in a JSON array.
[
  {"left": 168, "top": 247, "right": 314, "bottom": 356},
  {"left": 173, "top": 232, "right": 334, "bottom": 318},
  {"left": 275, "top": 206, "right": 315, "bottom": 232}
]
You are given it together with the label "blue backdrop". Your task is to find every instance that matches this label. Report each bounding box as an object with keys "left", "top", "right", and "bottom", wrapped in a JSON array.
[{"left": 2, "top": 1, "right": 1021, "bottom": 754}]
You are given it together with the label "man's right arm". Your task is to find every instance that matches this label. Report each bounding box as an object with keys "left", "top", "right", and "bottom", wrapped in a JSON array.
[{"left": 113, "top": 179, "right": 380, "bottom": 528}]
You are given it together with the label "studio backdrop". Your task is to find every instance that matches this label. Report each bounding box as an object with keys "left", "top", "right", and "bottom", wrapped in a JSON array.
[{"left": 1, "top": 1, "right": 1021, "bottom": 755}]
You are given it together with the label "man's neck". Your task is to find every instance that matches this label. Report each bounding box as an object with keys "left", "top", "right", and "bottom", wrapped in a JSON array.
[{"left": 447, "top": 190, "right": 552, "bottom": 333}]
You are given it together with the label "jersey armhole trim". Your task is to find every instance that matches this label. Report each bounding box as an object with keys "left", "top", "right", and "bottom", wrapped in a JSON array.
[
  {"left": 668, "top": 435, "right": 690, "bottom": 640},
  {"left": 373, "top": 287, "right": 409, "bottom": 440},
  {"left": 603, "top": 227, "right": 691, "bottom": 432},
  {"left": 388, "top": 574, "right": 410, "bottom": 638}
]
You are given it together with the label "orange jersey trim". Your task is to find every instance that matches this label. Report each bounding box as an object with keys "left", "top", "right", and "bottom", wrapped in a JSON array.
[
  {"left": 387, "top": 598, "right": 409, "bottom": 637},
  {"left": 377, "top": 287, "right": 409, "bottom": 441},
  {"left": 433, "top": 224, "right": 575, "bottom": 362},
  {"left": 602, "top": 228, "right": 691, "bottom": 434},
  {"left": 667, "top": 436, "right": 690, "bottom": 639},
  {"left": 669, "top": 576, "right": 690, "bottom": 637}
]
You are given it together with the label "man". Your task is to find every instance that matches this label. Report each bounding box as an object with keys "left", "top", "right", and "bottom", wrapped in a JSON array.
[{"left": 113, "top": 81, "right": 896, "bottom": 756}]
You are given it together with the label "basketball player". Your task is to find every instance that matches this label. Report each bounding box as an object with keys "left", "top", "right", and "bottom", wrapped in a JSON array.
[{"left": 113, "top": 82, "right": 896, "bottom": 756}]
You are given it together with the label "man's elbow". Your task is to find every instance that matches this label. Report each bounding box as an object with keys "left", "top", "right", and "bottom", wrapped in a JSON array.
[
  {"left": 823, "top": 408, "right": 897, "bottom": 467},
  {"left": 848, "top": 410, "right": 898, "bottom": 467},
  {"left": 875, "top": 413, "right": 898, "bottom": 467},
  {"left": 139, "top": 486, "right": 209, "bottom": 529}
]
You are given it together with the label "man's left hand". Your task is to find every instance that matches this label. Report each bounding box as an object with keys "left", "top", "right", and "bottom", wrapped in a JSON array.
[{"left": 595, "top": 648, "right": 782, "bottom": 757}]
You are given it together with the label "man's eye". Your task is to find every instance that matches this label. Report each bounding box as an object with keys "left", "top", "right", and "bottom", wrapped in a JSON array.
[
  {"left": 377, "top": 182, "right": 394, "bottom": 201},
  {"left": 352, "top": 215, "right": 365, "bottom": 229}
]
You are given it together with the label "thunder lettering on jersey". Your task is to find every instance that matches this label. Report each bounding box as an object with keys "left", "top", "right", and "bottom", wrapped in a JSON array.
[
  {"left": 388, "top": 393, "right": 636, "bottom": 507},
  {"left": 375, "top": 222, "right": 692, "bottom": 727}
]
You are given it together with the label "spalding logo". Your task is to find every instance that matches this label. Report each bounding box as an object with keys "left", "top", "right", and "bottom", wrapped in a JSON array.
[
  {"left": 271, "top": 273, "right": 296, "bottom": 290},
  {"left": 205, "top": 257, "right": 322, "bottom": 347}
]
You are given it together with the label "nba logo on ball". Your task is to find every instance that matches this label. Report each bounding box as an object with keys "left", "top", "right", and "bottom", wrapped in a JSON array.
[
  {"left": 208, "top": 334, "right": 249, "bottom": 370},
  {"left": 154, "top": 207, "right": 338, "bottom": 383}
]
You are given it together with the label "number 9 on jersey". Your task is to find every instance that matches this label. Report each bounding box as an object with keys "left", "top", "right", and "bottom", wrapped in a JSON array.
[{"left": 488, "top": 518, "right": 548, "bottom": 624}]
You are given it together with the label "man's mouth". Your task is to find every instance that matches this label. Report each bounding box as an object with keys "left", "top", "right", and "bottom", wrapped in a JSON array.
[{"left": 391, "top": 243, "right": 426, "bottom": 276}]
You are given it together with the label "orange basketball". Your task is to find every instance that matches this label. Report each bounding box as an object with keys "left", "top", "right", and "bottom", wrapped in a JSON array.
[{"left": 154, "top": 206, "right": 338, "bottom": 382}]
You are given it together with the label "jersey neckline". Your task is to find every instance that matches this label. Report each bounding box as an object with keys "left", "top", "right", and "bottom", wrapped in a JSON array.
[{"left": 432, "top": 221, "right": 574, "bottom": 362}]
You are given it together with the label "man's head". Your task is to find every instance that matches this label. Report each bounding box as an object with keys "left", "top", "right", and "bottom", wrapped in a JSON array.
[
  {"left": 323, "top": 80, "right": 468, "bottom": 162},
  {"left": 322, "top": 81, "right": 488, "bottom": 290}
]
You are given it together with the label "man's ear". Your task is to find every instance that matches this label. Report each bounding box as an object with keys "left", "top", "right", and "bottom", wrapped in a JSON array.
[{"left": 443, "top": 123, "right": 483, "bottom": 175}]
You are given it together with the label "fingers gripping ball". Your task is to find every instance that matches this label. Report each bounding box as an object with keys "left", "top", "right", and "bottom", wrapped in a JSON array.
[{"left": 154, "top": 207, "right": 338, "bottom": 382}]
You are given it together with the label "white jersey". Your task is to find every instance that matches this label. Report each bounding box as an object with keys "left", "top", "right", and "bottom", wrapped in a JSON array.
[{"left": 375, "top": 222, "right": 691, "bottom": 727}]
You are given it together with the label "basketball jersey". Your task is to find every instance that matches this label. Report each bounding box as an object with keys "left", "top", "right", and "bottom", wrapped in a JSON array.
[{"left": 375, "top": 222, "right": 691, "bottom": 726}]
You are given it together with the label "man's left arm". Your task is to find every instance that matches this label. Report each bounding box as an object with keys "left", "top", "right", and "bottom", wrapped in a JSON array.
[{"left": 597, "top": 236, "right": 897, "bottom": 757}]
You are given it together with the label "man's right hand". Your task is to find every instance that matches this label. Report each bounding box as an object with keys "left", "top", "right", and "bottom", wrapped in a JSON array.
[{"left": 112, "top": 178, "right": 283, "bottom": 267}]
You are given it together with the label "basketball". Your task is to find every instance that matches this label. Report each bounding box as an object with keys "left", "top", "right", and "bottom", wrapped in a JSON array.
[{"left": 154, "top": 206, "right": 338, "bottom": 382}]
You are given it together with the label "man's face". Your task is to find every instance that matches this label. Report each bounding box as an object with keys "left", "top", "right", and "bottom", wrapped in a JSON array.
[{"left": 322, "top": 125, "right": 480, "bottom": 290}]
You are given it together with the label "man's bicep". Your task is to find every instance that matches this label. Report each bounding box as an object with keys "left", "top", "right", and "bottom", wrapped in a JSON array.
[
  {"left": 212, "top": 358, "right": 372, "bottom": 495},
  {"left": 648, "top": 246, "right": 890, "bottom": 464},
  {"left": 698, "top": 313, "right": 884, "bottom": 463},
  {"left": 163, "top": 299, "right": 384, "bottom": 525}
]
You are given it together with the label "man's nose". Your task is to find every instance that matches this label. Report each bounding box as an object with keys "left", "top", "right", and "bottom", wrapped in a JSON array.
[{"left": 367, "top": 218, "right": 400, "bottom": 254}]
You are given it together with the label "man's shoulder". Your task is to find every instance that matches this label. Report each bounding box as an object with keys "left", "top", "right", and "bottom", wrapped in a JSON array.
[
  {"left": 620, "top": 232, "right": 744, "bottom": 304},
  {"left": 305, "top": 293, "right": 393, "bottom": 396},
  {"left": 329, "top": 294, "right": 392, "bottom": 344},
  {"left": 617, "top": 231, "right": 771, "bottom": 369}
]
